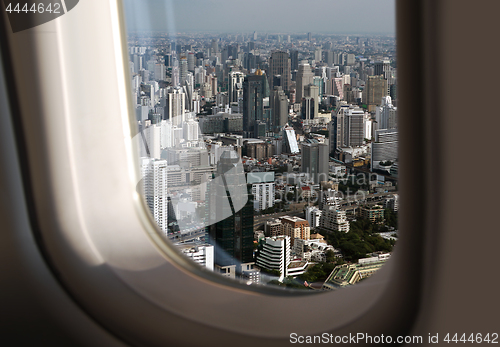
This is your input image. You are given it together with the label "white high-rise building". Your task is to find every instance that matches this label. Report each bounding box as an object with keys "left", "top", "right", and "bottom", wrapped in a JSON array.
[
  {"left": 319, "top": 206, "right": 349, "bottom": 233},
  {"left": 183, "top": 119, "right": 199, "bottom": 142},
  {"left": 194, "top": 66, "right": 206, "bottom": 86},
  {"left": 166, "top": 87, "right": 185, "bottom": 126},
  {"left": 154, "top": 63, "right": 165, "bottom": 81},
  {"left": 159, "top": 120, "right": 173, "bottom": 149},
  {"left": 252, "top": 183, "right": 275, "bottom": 211},
  {"left": 256, "top": 236, "right": 291, "bottom": 282},
  {"left": 375, "top": 96, "right": 397, "bottom": 130},
  {"left": 141, "top": 124, "right": 162, "bottom": 159},
  {"left": 247, "top": 172, "right": 275, "bottom": 211},
  {"left": 171, "top": 66, "right": 180, "bottom": 87},
  {"left": 305, "top": 206, "right": 322, "bottom": 228},
  {"left": 364, "top": 113, "right": 373, "bottom": 140},
  {"left": 141, "top": 158, "right": 168, "bottom": 235}
]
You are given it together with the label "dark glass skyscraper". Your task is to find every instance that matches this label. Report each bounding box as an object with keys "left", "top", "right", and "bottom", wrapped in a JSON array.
[
  {"left": 242, "top": 70, "right": 266, "bottom": 137},
  {"left": 207, "top": 150, "right": 254, "bottom": 267},
  {"left": 268, "top": 51, "right": 291, "bottom": 92}
]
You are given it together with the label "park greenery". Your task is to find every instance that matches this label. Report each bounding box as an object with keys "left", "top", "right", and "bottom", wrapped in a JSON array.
[{"left": 323, "top": 217, "right": 395, "bottom": 263}]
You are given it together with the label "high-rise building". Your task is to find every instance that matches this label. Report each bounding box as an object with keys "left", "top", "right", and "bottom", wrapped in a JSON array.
[
  {"left": 179, "top": 56, "right": 188, "bottom": 86},
  {"left": 282, "top": 126, "right": 299, "bottom": 154},
  {"left": 332, "top": 105, "right": 365, "bottom": 148},
  {"left": 179, "top": 242, "right": 214, "bottom": 271},
  {"left": 375, "top": 96, "right": 397, "bottom": 130},
  {"left": 247, "top": 172, "right": 275, "bottom": 212},
  {"left": 171, "top": 66, "right": 180, "bottom": 87},
  {"left": 207, "top": 150, "right": 254, "bottom": 269},
  {"left": 280, "top": 216, "right": 310, "bottom": 246},
  {"left": 228, "top": 71, "right": 245, "bottom": 104},
  {"left": 371, "top": 129, "right": 398, "bottom": 170},
  {"left": 164, "top": 53, "right": 172, "bottom": 67},
  {"left": 305, "top": 206, "right": 322, "bottom": 229},
  {"left": 187, "top": 52, "right": 195, "bottom": 72},
  {"left": 314, "top": 47, "right": 322, "bottom": 62},
  {"left": 301, "top": 143, "right": 329, "bottom": 184},
  {"left": 325, "top": 51, "right": 334, "bottom": 67},
  {"left": 374, "top": 60, "right": 391, "bottom": 79},
  {"left": 296, "top": 63, "right": 314, "bottom": 102},
  {"left": 242, "top": 70, "right": 266, "bottom": 137},
  {"left": 268, "top": 51, "right": 291, "bottom": 92},
  {"left": 301, "top": 84, "right": 319, "bottom": 120},
  {"left": 141, "top": 158, "right": 168, "bottom": 235},
  {"left": 270, "top": 86, "right": 288, "bottom": 130},
  {"left": 256, "top": 236, "right": 290, "bottom": 281},
  {"left": 140, "top": 122, "right": 162, "bottom": 159},
  {"left": 290, "top": 50, "right": 299, "bottom": 72},
  {"left": 154, "top": 63, "right": 165, "bottom": 81},
  {"left": 164, "top": 86, "right": 185, "bottom": 126},
  {"left": 319, "top": 206, "right": 349, "bottom": 233},
  {"left": 365, "top": 75, "right": 388, "bottom": 112},
  {"left": 319, "top": 188, "right": 339, "bottom": 210},
  {"left": 346, "top": 54, "right": 356, "bottom": 65},
  {"left": 210, "top": 39, "right": 219, "bottom": 54}
]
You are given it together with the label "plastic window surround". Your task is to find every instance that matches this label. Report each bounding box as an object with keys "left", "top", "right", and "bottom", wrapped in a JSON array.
[{"left": 1, "top": 0, "right": 425, "bottom": 345}]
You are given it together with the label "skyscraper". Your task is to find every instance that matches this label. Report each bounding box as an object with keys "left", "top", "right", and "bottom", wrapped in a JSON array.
[
  {"left": 365, "top": 75, "right": 388, "bottom": 112},
  {"left": 210, "top": 39, "right": 219, "bottom": 54},
  {"left": 179, "top": 56, "right": 188, "bottom": 86},
  {"left": 374, "top": 60, "right": 391, "bottom": 79},
  {"left": 333, "top": 105, "right": 365, "bottom": 148},
  {"left": 301, "top": 84, "right": 319, "bottom": 121},
  {"left": 187, "top": 52, "right": 195, "bottom": 72},
  {"left": 270, "top": 86, "right": 288, "bottom": 130},
  {"left": 228, "top": 71, "right": 245, "bottom": 104},
  {"left": 290, "top": 50, "right": 299, "bottom": 71},
  {"left": 207, "top": 150, "right": 254, "bottom": 270},
  {"left": 165, "top": 86, "right": 185, "bottom": 126},
  {"left": 268, "top": 51, "right": 291, "bottom": 92},
  {"left": 375, "top": 96, "right": 397, "bottom": 130},
  {"left": 154, "top": 63, "right": 165, "bottom": 81},
  {"left": 296, "top": 63, "right": 314, "bottom": 102},
  {"left": 141, "top": 158, "right": 168, "bottom": 235},
  {"left": 242, "top": 70, "right": 266, "bottom": 137},
  {"left": 301, "top": 143, "right": 329, "bottom": 184}
]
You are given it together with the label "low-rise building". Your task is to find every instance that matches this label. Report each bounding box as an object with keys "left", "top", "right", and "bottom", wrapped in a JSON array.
[
  {"left": 322, "top": 256, "right": 389, "bottom": 290},
  {"left": 360, "top": 205, "right": 385, "bottom": 222},
  {"left": 265, "top": 218, "right": 283, "bottom": 237},
  {"left": 178, "top": 242, "right": 214, "bottom": 271},
  {"left": 287, "top": 260, "right": 309, "bottom": 277},
  {"left": 293, "top": 237, "right": 338, "bottom": 262}
]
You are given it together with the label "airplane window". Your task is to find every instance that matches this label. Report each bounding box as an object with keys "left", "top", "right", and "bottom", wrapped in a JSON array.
[{"left": 124, "top": 0, "right": 397, "bottom": 290}]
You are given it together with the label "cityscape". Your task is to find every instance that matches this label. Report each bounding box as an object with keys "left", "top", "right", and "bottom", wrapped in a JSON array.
[{"left": 129, "top": 27, "right": 398, "bottom": 290}]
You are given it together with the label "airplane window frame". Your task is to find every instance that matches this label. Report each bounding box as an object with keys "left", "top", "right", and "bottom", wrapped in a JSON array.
[{"left": 0, "top": 0, "right": 425, "bottom": 345}]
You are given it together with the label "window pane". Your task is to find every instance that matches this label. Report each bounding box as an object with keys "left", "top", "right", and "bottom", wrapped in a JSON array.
[{"left": 124, "top": 0, "right": 397, "bottom": 291}]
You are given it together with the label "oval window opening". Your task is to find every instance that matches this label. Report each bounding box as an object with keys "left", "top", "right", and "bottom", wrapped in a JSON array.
[{"left": 124, "top": 0, "right": 397, "bottom": 291}]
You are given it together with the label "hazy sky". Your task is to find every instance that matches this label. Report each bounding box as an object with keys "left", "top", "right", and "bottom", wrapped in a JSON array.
[{"left": 123, "top": 0, "right": 395, "bottom": 35}]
